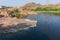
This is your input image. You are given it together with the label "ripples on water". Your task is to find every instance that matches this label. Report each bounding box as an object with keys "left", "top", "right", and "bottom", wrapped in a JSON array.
[{"left": 0, "top": 13, "right": 60, "bottom": 40}]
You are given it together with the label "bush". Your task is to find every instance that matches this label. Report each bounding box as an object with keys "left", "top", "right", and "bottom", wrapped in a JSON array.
[{"left": 12, "top": 9, "right": 27, "bottom": 18}]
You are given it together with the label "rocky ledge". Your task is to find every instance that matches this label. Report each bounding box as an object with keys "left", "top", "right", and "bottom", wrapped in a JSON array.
[{"left": 0, "top": 17, "right": 37, "bottom": 33}]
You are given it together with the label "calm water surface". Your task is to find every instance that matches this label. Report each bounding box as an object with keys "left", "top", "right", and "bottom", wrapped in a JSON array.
[{"left": 0, "top": 13, "right": 60, "bottom": 40}]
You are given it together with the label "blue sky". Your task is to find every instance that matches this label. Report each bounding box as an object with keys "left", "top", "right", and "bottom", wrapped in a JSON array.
[{"left": 0, "top": 0, "right": 60, "bottom": 7}]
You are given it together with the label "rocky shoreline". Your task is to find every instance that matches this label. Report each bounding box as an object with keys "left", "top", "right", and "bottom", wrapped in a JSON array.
[{"left": 0, "top": 17, "right": 37, "bottom": 33}]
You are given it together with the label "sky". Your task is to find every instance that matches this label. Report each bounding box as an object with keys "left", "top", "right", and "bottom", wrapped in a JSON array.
[{"left": 0, "top": 0, "right": 60, "bottom": 7}]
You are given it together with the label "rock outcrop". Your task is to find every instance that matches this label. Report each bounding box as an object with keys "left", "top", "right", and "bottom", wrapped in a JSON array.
[{"left": 0, "top": 17, "right": 37, "bottom": 33}]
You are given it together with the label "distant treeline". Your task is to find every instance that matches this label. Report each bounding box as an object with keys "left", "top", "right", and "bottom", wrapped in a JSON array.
[{"left": 25, "top": 7, "right": 60, "bottom": 11}]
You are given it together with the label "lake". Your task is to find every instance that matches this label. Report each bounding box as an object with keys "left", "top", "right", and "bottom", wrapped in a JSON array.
[{"left": 0, "top": 13, "right": 60, "bottom": 40}]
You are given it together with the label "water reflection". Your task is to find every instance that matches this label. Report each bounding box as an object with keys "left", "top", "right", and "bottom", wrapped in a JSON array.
[{"left": 27, "top": 13, "right": 60, "bottom": 40}]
